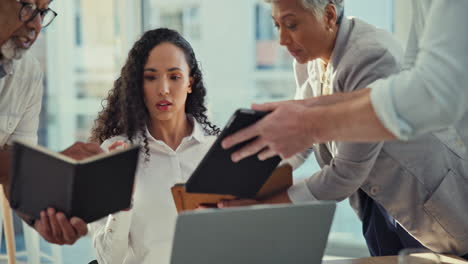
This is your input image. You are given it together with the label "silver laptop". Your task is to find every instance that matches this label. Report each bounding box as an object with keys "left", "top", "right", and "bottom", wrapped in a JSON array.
[{"left": 170, "top": 202, "right": 336, "bottom": 264}]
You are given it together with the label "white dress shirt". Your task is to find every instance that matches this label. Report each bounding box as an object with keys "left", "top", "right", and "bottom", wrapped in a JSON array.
[
  {"left": 370, "top": 0, "right": 468, "bottom": 143},
  {"left": 90, "top": 118, "right": 216, "bottom": 264},
  {"left": 0, "top": 54, "right": 43, "bottom": 147}
]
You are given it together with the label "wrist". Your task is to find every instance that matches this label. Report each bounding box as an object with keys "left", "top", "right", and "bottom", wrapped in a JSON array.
[{"left": 302, "top": 106, "right": 330, "bottom": 144}]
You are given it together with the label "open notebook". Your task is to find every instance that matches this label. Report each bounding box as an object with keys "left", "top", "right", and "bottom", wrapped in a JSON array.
[{"left": 9, "top": 141, "right": 140, "bottom": 223}]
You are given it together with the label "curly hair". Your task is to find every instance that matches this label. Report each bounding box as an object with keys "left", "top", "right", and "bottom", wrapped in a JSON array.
[{"left": 90, "top": 28, "right": 220, "bottom": 160}]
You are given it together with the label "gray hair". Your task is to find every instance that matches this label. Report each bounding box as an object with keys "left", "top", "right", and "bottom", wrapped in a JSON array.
[{"left": 265, "top": 0, "right": 344, "bottom": 22}]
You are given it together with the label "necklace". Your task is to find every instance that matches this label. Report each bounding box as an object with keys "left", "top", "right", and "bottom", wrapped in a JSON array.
[
  {"left": 320, "top": 63, "right": 333, "bottom": 95},
  {"left": 320, "top": 61, "right": 333, "bottom": 96}
]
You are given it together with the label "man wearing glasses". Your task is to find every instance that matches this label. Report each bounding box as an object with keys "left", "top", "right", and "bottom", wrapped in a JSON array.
[{"left": 0, "top": 0, "right": 103, "bottom": 245}]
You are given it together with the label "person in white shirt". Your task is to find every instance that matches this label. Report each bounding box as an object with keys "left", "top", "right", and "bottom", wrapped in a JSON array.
[
  {"left": 89, "top": 28, "right": 219, "bottom": 264},
  {"left": 0, "top": 0, "right": 103, "bottom": 246}
]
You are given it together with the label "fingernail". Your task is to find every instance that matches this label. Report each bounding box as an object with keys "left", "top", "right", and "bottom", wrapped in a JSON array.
[{"left": 70, "top": 218, "right": 79, "bottom": 225}]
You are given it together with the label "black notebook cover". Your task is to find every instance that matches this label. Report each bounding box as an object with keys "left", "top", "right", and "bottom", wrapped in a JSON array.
[
  {"left": 9, "top": 141, "right": 140, "bottom": 223},
  {"left": 185, "top": 109, "right": 281, "bottom": 198}
]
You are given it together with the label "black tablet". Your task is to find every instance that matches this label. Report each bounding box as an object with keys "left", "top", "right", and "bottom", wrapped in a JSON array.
[{"left": 185, "top": 109, "right": 281, "bottom": 198}]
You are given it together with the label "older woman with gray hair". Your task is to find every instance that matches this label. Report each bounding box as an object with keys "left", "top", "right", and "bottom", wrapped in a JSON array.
[{"left": 220, "top": 0, "right": 468, "bottom": 259}]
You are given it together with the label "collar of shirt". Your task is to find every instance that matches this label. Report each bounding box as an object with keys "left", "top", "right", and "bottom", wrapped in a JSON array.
[
  {"left": 144, "top": 116, "right": 209, "bottom": 153},
  {"left": 187, "top": 116, "right": 208, "bottom": 143}
]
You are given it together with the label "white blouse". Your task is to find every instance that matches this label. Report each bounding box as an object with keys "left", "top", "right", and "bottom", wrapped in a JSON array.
[{"left": 89, "top": 119, "right": 217, "bottom": 264}]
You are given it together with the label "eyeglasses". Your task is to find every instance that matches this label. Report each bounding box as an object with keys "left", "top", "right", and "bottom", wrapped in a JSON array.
[{"left": 15, "top": 0, "right": 58, "bottom": 28}]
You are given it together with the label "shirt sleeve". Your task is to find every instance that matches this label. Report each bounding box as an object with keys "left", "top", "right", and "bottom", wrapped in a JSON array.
[
  {"left": 288, "top": 141, "right": 384, "bottom": 204},
  {"left": 89, "top": 211, "right": 133, "bottom": 264},
  {"left": 101, "top": 136, "right": 130, "bottom": 152},
  {"left": 282, "top": 148, "right": 313, "bottom": 170},
  {"left": 6, "top": 71, "right": 43, "bottom": 145},
  {"left": 369, "top": 0, "right": 468, "bottom": 140}
]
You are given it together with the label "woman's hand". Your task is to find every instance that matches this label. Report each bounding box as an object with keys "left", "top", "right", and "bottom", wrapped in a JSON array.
[
  {"left": 107, "top": 141, "right": 129, "bottom": 152},
  {"left": 34, "top": 208, "right": 87, "bottom": 245},
  {"left": 60, "top": 142, "right": 103, "bottom": 161}
]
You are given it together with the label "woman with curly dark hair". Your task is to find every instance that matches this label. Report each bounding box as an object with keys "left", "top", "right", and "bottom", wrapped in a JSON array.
[{"left": 89, "top": 28, "right": 219, "bottom": 264}]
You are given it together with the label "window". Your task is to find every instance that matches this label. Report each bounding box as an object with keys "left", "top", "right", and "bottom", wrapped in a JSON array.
[
  {"left": 142, "top": 2, "right": 202, "bottom": 41},
  {"left": 43, "top": 0, "right": 127, "bottom": 150},
  {"left": 255, "top": 3, "right": 292, "bottom": 71}
]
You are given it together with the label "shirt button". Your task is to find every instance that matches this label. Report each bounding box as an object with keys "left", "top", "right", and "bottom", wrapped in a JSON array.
[
  {"left": 107, "top": 228, "right": 113, "bottom": 233},
  {"left": 370, "top": 185, "right": 380, "bottom": 196},
  {"left": 7, "top": 122, "right": 14, "bottom": 131}
]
